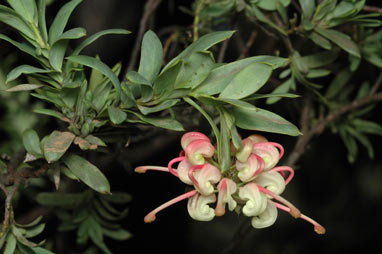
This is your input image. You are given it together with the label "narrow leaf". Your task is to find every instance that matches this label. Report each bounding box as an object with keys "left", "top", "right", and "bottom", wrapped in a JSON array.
[
  {"left": 67, "top": 55, "right": 121, "bottom": 98},
  {"left": 315, "top": 28, "right": 361, "bottom": 57},
  {"left": 6, "top": 84, "right": 43, "bottom": 92},
  {"left": 231, "top": 107, "right": 300, "bottom": 136},
  {"left": 6, "top": 65, "right": 52, "bottom": 83},
  {"left": 63, "top": 154, "right": 110, "bottom": 194},
  {"left": 48, "top": 0, "right": 82, "bottom": 44},
  {"left": 49, "top": 40, "right": 68, "bottom": 71},
  {"left": 162, "top": 31, "right": 234, "bottom": 73},
  {"left": 219, "top": 63, "right": 272, "bottom": 99},
  {"left": 72, "top": 28, "right": 131, "bottom": 55}
]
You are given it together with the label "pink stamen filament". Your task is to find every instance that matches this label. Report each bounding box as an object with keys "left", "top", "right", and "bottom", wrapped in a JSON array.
[
  {"left": 179, "top": 150, "right": 185, "bottom": 157},
  {"left": 269, "top": 166, "right": 295, "bottom": 185},
  {"left": 254, "top": 142, "right": 285, "bottom": 160},
  {"left": 188, "top": 164, "right": 205, "bottom": 187},
  {"left": 144, "top": 190, "right": 198, "bottom": 223},
  {"left": 253, "top": 154, "right": 265, "bottom": 178},
  {"left": 135, "top": 166, "right": 171, "bottom": 173},
  {"left": 272, "top": 202, "right": 326, "bottom": 234},
  {"left": 257, "top": 185, "right": 301, "bottom": 218},
  {"left": 168, "top": 156, "right": 186, "bottom": 177}
]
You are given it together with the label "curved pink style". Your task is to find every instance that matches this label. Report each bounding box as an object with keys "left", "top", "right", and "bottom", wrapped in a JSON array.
[
  {"left": 269, "top": 166, "right": 294, "bottom": 185},
  {"left": 144, "top": 190, "right": 198, "bottom": 223}
]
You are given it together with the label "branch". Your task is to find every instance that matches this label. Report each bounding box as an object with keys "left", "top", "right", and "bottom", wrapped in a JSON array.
[
  {"left": 286, "top": 93, "right": 382, "bottom": 167},
  {"left": 125, "top": 0, "right": 162, "bottom": 75},
  {"left": 237, "top": 30, "right": 257, "bottom": 60},
  {"left": 363, "top": 5, "right": 382, "bottom": 13}
]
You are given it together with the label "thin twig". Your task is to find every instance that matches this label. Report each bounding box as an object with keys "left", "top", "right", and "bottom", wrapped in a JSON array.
[
  {"left": 2, "top": 178, "right": 20, "bottom": 233},
  {"left": 217, "top": 39, "right": 229, "bottom": 63},
  {"left": 125, "top": 0, "right": 162, "bottom": 75},
  {"left": 286, "top": 92, "right": 382, "bottom": 167},
  {"left": 363, "top": 5, "right": 382, "bottom": 13},
  {"left": 163, "top": 32, "right": 178, "bottom": 61},
  {"left": 369, "top": 70, "right": 382, "bottom": 95},
  {"left": 272, "top": 13, "right": 293, "bottom": 53},
  {"left": 238, "top": 30, "right": 257, "bottom": 60}
]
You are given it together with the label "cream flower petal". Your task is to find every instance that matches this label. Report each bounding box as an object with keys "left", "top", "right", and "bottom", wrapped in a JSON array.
[
  {"left": 239, "top": 183, "right": 267, "bottom": 217},
  {"left": 187, "top": 193, "right": 216, "bottom": 221},
  {"left": 235, "top": 153, "right": 261, "bottom": 182},
  {"left": 186, "top": 139, "right": 215, "bottom": 165},
  {"left": 193, "top": 164, "right": 221, "bottom": 196},
  {"left": 177, "top": 158, "right": 193, "bottom": 185},
  {"left": 254, "top": 171, "right": 286, "bottom": 195},
  {"left": 251, "top": 200, "right": 278, "bottom": 229}
]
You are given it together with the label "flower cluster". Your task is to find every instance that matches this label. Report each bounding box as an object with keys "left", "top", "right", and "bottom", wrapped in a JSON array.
[{"left": 135, "top": 132, "right": 325, "bottom": 234}]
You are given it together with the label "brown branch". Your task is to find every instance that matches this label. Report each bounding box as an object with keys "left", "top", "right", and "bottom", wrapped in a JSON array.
[
  {"left": 272, "top": 13, "right": 294, "bottom": 53},
  {"left": 286, "top": 93, "right": 382, "bottom": 167},
  {"left": 369, "top": 70, "right": 382, "bottom": 95},
  {"left": 125, "top": 0, "right": 162, "bottom": 75},
  {"left": 363, "top": 5, "right": 382, "bottom": 13},
  {"left": 237, "top": 30, "right": 257, "bottom": 60},
  {"left": 2, "top": 178, "right": 20, "bottom": 233},
  {"left": 217, "top": 39, "right": 229, "bottom": 63}
]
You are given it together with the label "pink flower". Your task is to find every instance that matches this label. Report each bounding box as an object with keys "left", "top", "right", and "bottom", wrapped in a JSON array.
[{"left": 135, "top": 132, "right": 325, "bottom": 234}]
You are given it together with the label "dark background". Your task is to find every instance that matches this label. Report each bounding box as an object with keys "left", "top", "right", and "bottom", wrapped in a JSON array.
[{"left": 1, "top": 1, "right": 381, "bottom": 254}]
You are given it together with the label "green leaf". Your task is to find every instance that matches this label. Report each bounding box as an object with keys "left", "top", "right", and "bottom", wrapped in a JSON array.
[
  {"left": 325, "top": 68, "right": 352, "bottom": 99},
  {"left": 126, "top": 111, "right": 184, "bottom": 131},
  {"left": 7, "top": 0, "right": 36, "bottom": 23},
  {"left": 101, "top": 192, "right": 132, "bottom": 204},
  {"left": 63, "top": 154, "right": 111, "bottom": 194},
  {"left": 308, "top": 32, "right": 332, "bottom": 50},
  {"left": 218, "top": 109, "right": 233, "bottom": 172},
  {"left": 4, "top": 234, "right": 17, "bottom": 254},
  {"left": 219, "top": 63, "right": 272, "bottom": 99},
  {"left": 126, "top": 71, "right": 151, "bottom": 86},
  {"left": 72, "top": 28, "right": 131, "bottom": 55},
  {"left": 314, "top": 28, "right": 361, "bottom": 57},
  {"left": 5, "top": 84, "right": 43, "bottom": 92},
  {"left": 11, "top": 226, "right": 39, "bottom": 247},
  {"left": 231, "top": 107, "right": 300, "bottom": 136},
  {"left": 85, "top": 135, "right": 107, "bottom": 147},
  {"left": 38, "top": 0, "right": 48, "bottom": 42},
  {"left": 102, "top": 228, "right": 132, "bottom": 241},
  {"left": 351, "top": 119, "right": 382, "bottom": 136},
  {"left": 0, "top": 5, "right": 35, "bottom": 40},
  {"left": 153, "top": 59, "right": 182, "bottom": 96},
  {"left": 49, "top": 40, "right": 68, "bottom": 71},
  {"left": 137, "top": 99, "right": 179, "bottom": 115},
  {"left": 29, "top": 247, "right": 55, "bottom": 254},
  {"left": 301, "top": 48, "right": 340, "bottom": 68},
  {"left": 24, "top": 224, "right": 45, "bottom": 238},
  {"left": 0, "top": 160, "right": 7, "bottom": 174},
  {"left": 256, "top": 0, "right": 291, "bottom": 11},
  {"left": 193, "top": 56, "right": 287, "bottom": 96},
  {"left": 174, "top": 51, "right": 215, "bottom": 89},
  {"left": 43, "top": 131, "right": 75, "bottom": 163},
  {"left": 0, "top": 34, "right": 37, "bottom": 57},
  {"left": 52, "top": 27, "right": 86, "bottom": 43},
  {"left": 313, "top": 0, "right": 337, "bottom": 21},
  {"left": 332, "top": 1, "right": 356, "bottom": 18},
  {"left": 346, "top": 126, "right": 374, "bottom": 159},
  {"left": 48, "top": 0, "right": 83, "bottom": 44},
  {"left": 197, "top": 95, "right": 256, "bottom": 110},
  {"left": 67, "top": 55, "right": 121, "bottom": 98},
  {"left": 22, "top": 129, "right": 43, "bottom": 157},
  {"left": 6, "top": 65, "right": 53, "bottom": 83},
  {"left": 138, "top": 30, "right": 163, "bottom": 83},
  {"left": 299, "top": 0, "right": 315, "bottom": 19},
  {"left": 162, "top": 31, "right": 234, "bottom": 73},
  {"left": 339, "top": 126, "right": 357, "bottom": 163},
  {"left": 15, "top": 216, "right": 43, "bottom": 228},
  {"left": 33, "top": 108, "right": 69, "bottom": 122},
  {"left": 107, "top": 105, "right": 127, "bottom": 124},
  {"left": 249, "top": 5, "right": 287, "bottom": 35},
  {"left": 266, "top": 78, "right": 294, "bottom": 104}
]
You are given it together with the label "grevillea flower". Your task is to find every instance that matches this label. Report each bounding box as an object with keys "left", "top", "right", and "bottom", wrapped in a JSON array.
[{"left": 135, "top": 132, "right": 326, "bottom": 234}]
